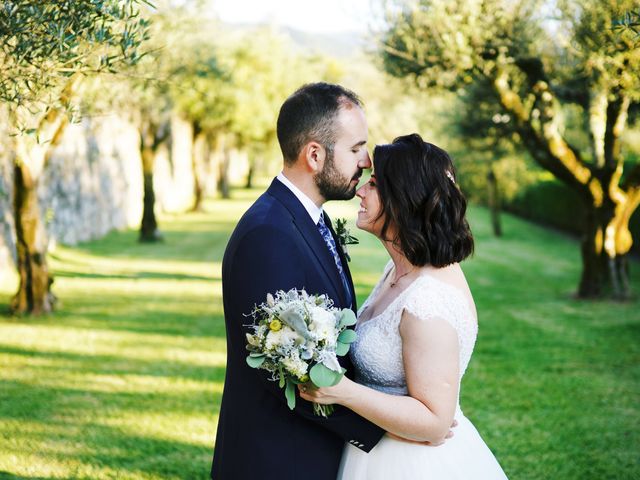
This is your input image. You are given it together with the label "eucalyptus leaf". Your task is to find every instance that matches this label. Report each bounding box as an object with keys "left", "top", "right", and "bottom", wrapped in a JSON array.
[
  {"left": 338, "top": 329, "right": 357, "bottom": 344},
  {"left": 278, "top": 364, "right": 285, "bottom": 388},
  {"left": 339, "top": 309, "right": 357, "bottom": 328},
  {"left": 335, "top": 341, "right": 350, "bottom": 356},
  {"left": 279, "top": 306, "right": 313, "bottom": 340},
  {"left": 285, "top": 379, "right": 296, "bottom": 410},
  {"left": 246, "top": 355, "right": 265, "bottom": 368},
  {"left": 310, "top": 363, "right": 340, "bottom": 387},
  {"left": 330, "top": 372, "right": 343, "bottom": 387}
]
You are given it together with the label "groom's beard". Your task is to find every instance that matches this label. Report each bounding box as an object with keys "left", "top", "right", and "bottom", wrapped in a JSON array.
[{"left": 315, "top": 152, "right": 361, "bottom": 201}]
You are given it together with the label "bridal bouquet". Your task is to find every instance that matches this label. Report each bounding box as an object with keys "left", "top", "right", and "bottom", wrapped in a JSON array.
[{"left": 245, "top": 288, "right": 357, "bottom": 417}]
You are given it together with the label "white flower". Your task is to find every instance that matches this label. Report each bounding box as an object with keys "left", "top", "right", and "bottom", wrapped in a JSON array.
[
  {"left": 265, "top": 326, "right": 304, "bottom": 352},
  {"left": 309, "top": 307, "right": 338, "bottom": 343},
  {"left": 282, "top": 327, "right": 305, "bottom": 346},
  {"left": 264, "top": 329, "right": 285, "bottom": 351},
  {"left": 282, "top": 350, "right": 309, "bottom": 378},
  {"left": 309, "top": 306, "right": 336, "bottom": 327}
]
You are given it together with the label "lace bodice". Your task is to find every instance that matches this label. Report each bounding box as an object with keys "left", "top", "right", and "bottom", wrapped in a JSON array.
[{"left": 351, "top": 261, "right": 478, "bottom": 397}]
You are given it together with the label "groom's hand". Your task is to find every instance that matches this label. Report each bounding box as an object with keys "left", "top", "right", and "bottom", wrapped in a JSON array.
[{"left": 386, "top": 419, "right": 458, "bottom": 446}]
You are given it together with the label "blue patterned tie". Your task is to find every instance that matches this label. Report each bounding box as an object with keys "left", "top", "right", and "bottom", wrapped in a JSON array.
[{"left": 317, "top": 213, "right": 352, "bottom": 308}]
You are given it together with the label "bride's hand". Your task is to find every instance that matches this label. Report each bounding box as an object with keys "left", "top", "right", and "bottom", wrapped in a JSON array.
[
  {"left": 297, "top": 376, "right": 354, "bottom": 405},
  {"left": 387, "top": 420, "right": 458, "bottom": 446}
]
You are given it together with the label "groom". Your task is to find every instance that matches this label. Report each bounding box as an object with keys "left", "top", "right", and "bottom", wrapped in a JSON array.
[{"left": 210, "top": 83, "right": 385, "bottom": 479}]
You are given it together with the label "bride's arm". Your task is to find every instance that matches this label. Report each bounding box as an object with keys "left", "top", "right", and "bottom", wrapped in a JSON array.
[{"left": 299, "top": 310, "right": 460, "bottom": 444}]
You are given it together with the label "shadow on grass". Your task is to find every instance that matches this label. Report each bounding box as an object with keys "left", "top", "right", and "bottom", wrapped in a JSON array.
[
  {"left": 0, "top": 345, "right": 226, "bottom": 383},
  {"left": 54, "top": 270, "right": 217, "bottom": 282},
  {"left": 0, "top": 291, "right": 226, "bottom": 339},
  {"left": 0, "top": 473, "right": 53, "bottom": 480},
  {"left": 59, "top": 226, "right": 234, "bottom": 265},
  {"left": 0, "top": 374, "right": 222, "bottom": 479},
  {"left": 0, "top": 416, "right": 217, "bottom": 479}
]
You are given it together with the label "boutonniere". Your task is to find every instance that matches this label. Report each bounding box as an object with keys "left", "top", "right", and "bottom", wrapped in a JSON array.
[{"left": 334, "top": 218, "right": 359, "bottom": 262}]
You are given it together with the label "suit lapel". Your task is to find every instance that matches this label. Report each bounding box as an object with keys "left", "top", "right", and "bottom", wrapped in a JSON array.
[
  {"left": 266, "top": 179, "right": 347, "bottom": 306},
  {"left": 323, "top": 212, "right": 358, "bottom": 312}
]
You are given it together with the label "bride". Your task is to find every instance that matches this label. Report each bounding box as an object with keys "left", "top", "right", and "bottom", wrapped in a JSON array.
[{"left": 299, "top": 134, "right": 508, "bottom": 479}]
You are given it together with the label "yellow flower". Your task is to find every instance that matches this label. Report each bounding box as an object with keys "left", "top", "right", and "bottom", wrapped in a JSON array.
[
  {"left": 299, "top": 374, "right": 310, "bottom": 383},
  {"left": 269, "top": 319, "right": 282, "bottom": 331}
]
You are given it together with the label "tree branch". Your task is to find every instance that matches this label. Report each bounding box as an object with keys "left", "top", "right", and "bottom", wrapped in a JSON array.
[
  {"left": 492, "top": 69, "right": 593, "bottom": 192},
  {"left": 604, "top": 93, "right": 631, "bottom": 169}
]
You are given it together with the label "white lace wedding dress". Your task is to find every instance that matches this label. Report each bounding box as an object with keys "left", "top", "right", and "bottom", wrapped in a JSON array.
[{"left": 338, "top": 261, "right": 508, "bottom": 479}]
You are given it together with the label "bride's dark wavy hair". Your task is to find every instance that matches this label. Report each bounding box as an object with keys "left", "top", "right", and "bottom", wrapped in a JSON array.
[{"left": 373, "top": 133, "right": 474, "bottom": 267}]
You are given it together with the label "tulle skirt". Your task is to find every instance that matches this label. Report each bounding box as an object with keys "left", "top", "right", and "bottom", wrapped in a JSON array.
[{"left": 338, "top": 413, "right": 508, "bottom": 480}]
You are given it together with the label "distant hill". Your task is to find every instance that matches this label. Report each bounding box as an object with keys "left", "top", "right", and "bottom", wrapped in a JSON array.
[
  {"left": 218, "top": 21, "right": 370, "bottom": 58},
  {"left": 281, "top": 27, "right": 368, "bottom": 58}
]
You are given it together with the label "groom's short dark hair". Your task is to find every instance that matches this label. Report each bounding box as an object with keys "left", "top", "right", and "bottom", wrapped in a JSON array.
[{"left": 277, "top": 82, "right": 362, "bottom": 165}]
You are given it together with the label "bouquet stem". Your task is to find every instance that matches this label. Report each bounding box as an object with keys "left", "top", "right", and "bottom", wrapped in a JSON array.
[{"left": 313, "top": 403, "right": 335, "bottom": 418}]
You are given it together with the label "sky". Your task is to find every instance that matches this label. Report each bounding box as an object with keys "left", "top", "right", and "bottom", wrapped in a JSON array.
[{"left": 209, "top": 0, "right": 379, "bottom": 34}]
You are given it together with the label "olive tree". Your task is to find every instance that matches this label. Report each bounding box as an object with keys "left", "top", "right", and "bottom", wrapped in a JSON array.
[{"left": 0, "top": 0, "right": 151, "bottom": 314}]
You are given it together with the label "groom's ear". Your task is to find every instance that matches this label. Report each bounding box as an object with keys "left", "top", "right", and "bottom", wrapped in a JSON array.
[{"left": 302, "top": 141, "right": 325, "bottom": 173}]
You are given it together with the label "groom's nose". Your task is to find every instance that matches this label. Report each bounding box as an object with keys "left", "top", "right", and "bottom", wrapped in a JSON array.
[{"left": 359, "top": 150, "right": 372, "bottom": 169}]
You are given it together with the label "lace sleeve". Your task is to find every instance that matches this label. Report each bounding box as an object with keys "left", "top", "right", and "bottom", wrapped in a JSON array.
[{"left": 401, "top": 277, "right": 478, "bottom": 377}]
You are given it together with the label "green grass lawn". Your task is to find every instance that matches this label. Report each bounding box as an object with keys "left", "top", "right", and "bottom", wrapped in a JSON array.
[{"left": 0, "top": 186, "right": 638, "bottom": 479}]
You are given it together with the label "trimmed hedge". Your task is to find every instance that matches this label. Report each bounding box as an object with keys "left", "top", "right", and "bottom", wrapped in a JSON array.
[{"left": 504, "top": 179, "right": 640, "bottom": 253}]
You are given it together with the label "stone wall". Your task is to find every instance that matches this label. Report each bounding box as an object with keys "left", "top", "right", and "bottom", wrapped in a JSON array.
[
  {"left": 39, "top": 115, "right": 144, "bottom": 246},
  {"left": 0, "top": 144, "right": 14, "bottom": 280},
  {"left": 0, "top": 111, "right": 249, "bottom": 280}
]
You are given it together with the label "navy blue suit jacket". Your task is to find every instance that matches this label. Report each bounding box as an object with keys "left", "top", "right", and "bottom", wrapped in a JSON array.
[{"left": 211, "top": 178, "right": 384, "bottom": 479}]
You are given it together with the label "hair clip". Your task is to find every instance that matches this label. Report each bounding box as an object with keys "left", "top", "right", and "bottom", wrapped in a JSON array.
[{"left": 445, "top": 170, "right": 455, "bottom": 184}]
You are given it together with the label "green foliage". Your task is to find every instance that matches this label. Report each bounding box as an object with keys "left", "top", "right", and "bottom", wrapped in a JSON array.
[
  {"left": 220, "top": 28, "right": 295, "bottom": 147},
  {"left": 246, "top": 354, "right": 266, "bottom": 368},
  {"left": 505, "top": 178, "right": 640, "bottom": 252},
  {"left": 285, "top": 379, "right": 296, "bottom": 409},
  {"left": 449, "top": 80, "right": 542, "bottom": 203},
  {"left": 337, "top": 329, "right": 357, "bottom": 344},
  {"left": 613, "top": 8, "right": 640, "bottom": 32},
  {"left": 339, "top": 309, "right": 357, "bottom": 328},
  {"left": 335, "top": 341, "right": 351, "bottom": 356},
  {"left": 380, "top": 0, "right": 544, "bottom": 89},
  {"left": 309, "top": 363, "right": 343, "bottom": 387},
  {"left": 380, "top": 0, "right": 640, "bottom": 156},
  {"left": 507, "top": 179, "right": 586, "bottom": 234},
  {"left": 0, "top": 0, "right": 152, "bottom": 108}
]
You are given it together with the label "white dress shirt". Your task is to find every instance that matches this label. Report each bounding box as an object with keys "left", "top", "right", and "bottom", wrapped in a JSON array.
[{"left": 276, "top": 172, "right": 323, "bottom": 225}]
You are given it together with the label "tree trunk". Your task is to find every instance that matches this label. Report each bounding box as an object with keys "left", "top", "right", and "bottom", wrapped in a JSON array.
[
  {"left": 138, "top": 117, "right": 170, "bottom": 243},
  {"left": 9, "top": 97, "right": 70, "bottom": 315},
  {"left": 245, "top": 164, "right": 254, "bottom": 189},
  {"left": 486, "top": 166, "right": 502, "bottom": 237},
  {"left": 579, "top": 205, "right": 608, "bottom": 298},
  {"left": 139, "top": 143, "right": 162, "bottom": 243},
  {"left": 218, "top": 144, "right": 231, "bottom": 200},
  {"left": 190, "top": 128, "right": 209, "bottom": 212},
  {"left": 11, "top": 163, "right": 56, "bottom": 315},
  {"left": 578, "top": 199, "right": 634, "bottom": 300}
]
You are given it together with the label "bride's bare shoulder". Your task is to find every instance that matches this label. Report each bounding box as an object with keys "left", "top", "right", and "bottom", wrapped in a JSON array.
[{"left": 421, "top": 264, "right": 477, "bottom": 321}]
